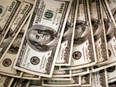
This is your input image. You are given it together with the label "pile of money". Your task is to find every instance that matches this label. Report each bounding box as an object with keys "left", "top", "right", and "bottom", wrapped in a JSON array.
[{"left": 1, "top": 0, "right": 116, "bottom": 87}]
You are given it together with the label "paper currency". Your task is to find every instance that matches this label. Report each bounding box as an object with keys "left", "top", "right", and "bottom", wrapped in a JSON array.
[
  {"left": 0, "top": 75, "right": 14, "bottom": 87},
  {"left": 1, "top": 0, "right": 116, "bottom": 87},
  {"left": 81, "top": 73, "right": 91, "bottom": 86},
  {"left": 0, "top": 23, "right": 27, "bottom": 78},
  {"left": 11, "top": 78, "right": 30, "bottom": 87},
  {"left": 91, "top": 69, "right": 108, "bottom": 87},
  {"left": 14, "top": 0, "right": 72, "bottom": 77},
  {"left": 55, "top": 0, "right": 78, "bottom": 66},
  {"left": 0, "top": 32, "right": 24, "bottom": 74},
  {"left": 0, "top": 0, "right": 22, "bottom": 43},
  {"left": 91, "top": 0, "right": 116, "bottom": 73},
  {"left": 101, "top": 0, "right": 116, "bottom": 66},
  {"left": 60, "top": 0, "right": 97, "bottom": 70},
  {"left": 90, "top": 0, "right": 109, "bottom": 65},
  {"left": 0, "top": 0, "right": 33, "bottom": 59},
  {"left": 107, "top": 66, "right": 116, "bottom": 83}
]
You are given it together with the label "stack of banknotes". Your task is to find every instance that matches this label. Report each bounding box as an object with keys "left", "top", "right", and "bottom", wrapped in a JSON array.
[{"left": 1, "top": 0, "right": 116, "bottom": 86}]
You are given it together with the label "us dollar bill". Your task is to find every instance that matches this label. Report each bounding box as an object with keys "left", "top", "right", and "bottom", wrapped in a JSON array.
[
  {"left": 0, "top": 75, "right": 14, "bottom": 87},
  {"left": 6, "top": 0, "right": 33, "bottom": 37},
  {"left": 90, "top": 0, "right": 109, "bottom": 65},
  {"left": 101, "top": 0, "right": 116, "bottom": 67},
  {"left": 91, "top": 0, "right": 116, "bottom": 72},
  {"left": 55, "top": 0, "right": 78, "bottom": 66},
  {"left": 0, "top": 0, "right": 22, "bottom": 43},
  {"left": 106, "top": 66, "right": 116, "bottom": 83},
  {"left": 60, "top": 0, "right": 97, "bottom": 70},
  {"left": 42, "top": 75, "right": 81, "bottom": 87},
  {"left": 91, "top": 69, "right": 108, "bottom": 87},
  {"left": 11, "top": 78, "right": 30, "bottom": 87},
  {"left": 81, "top": 73, "right": 91, "bottom": 86},
  {"left": 14, "top": 0, "right": 72, "bottom": 77},
  {"left": 0, "top": 1, "right": 33, "bottom": 59},
  {"left": 0, "top": 30, "right": 24, "bottom": 77}
]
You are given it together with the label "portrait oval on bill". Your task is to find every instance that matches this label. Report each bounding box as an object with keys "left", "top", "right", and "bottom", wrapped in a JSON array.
[
  {"left": 26, "top": 25, "right": 59, "bottom": 52},
  {"left": 92, "top": 21, "right": 103, "bottom": 42},
  {"left": 74, "top": 22, "right": 90, "bottom": 45},
  {"left": 104, "top": 22, "right": 114, "bottom": 42}
]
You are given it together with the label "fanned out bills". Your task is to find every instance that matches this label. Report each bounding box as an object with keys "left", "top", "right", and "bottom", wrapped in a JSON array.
[
  {"left": 0, "top": 31, "right": 24, "bottom": 77},
  {"left": 60, "top": 0, "right": 97, "bottom": 70},
  {"left": 14, "top": 0, "right": 72, "bottom": 77},
  {"left": 55, "top": 0, "right": 78, "bottom": 66},
  {"left": 1, "top": 0, "right": 116, "bottom": 86},
  {"left": 90, "top": 0, "right": 109, "bottom": 65},
  {"left": 0, "top": 0, "right": 22, "bottom": 44},
  {"left": 0, "top": 0, "right": 33, "bottom": 60},
  {"left": 104, "top": 0, "right": 116, "bottom": 66},
  {"left": 90, "top": 0, "right": 116, "bottom": 73}
]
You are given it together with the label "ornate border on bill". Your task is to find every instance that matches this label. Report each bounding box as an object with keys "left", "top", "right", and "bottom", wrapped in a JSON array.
[{"left": 13, "top": 0, "right": 72, "bottom": 77}]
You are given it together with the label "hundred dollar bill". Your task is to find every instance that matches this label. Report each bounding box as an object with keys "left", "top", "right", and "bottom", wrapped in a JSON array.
[
  {"left": 0, "top": 32, "right": 24, "bottom": 75},
  {"left": 42, "top": 75, "right": 81, "bottom": 87},
  {"left": 106, "top": 66, "right": 116, "bottom": 83},
  {"left": 55, "top": 0, "right": 78, "bottom": 66},
  {"left": 101, "top": 0, "right": 116, "bottom": 67},
  {"left": 81, "top": 73, "right": 91, "bottom": 86},
  {"left": 91, "top": 69, "right": 108, "bottom": 87},
  {"left": 0, "top": 0, "right": 22, "bottom": 43},
  {"left": 0, "top": 23, "right": 27, "bottom": 78},
  {"left": 105, "top": 0, "right": 116, "bottom": 65},
  {"left": 91, "top": 0, "right": 116, "bottom": 72},
  {"left": 0, "top": 23, "right": 41, "bottom": 79},
  {"left": 90, "top": 0, "right": 109, "bottom": 65},
  {"left": 12, "top": 78, "right": 30, "bottom": 87},
  {"left": 14, "top": 0, "right": 72, "bottom": 77},
  {"left": 60, "top": 0, "right": 97, "bottom": 70},
  {"left": 0, "top": 75, "right": 14, "bottom": 87},
  {"left": 0, "top": 1, "right": 33, "bottom": 59},
  {"left": 7, "top": 0, "right": 33, "bottom": 37}
]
